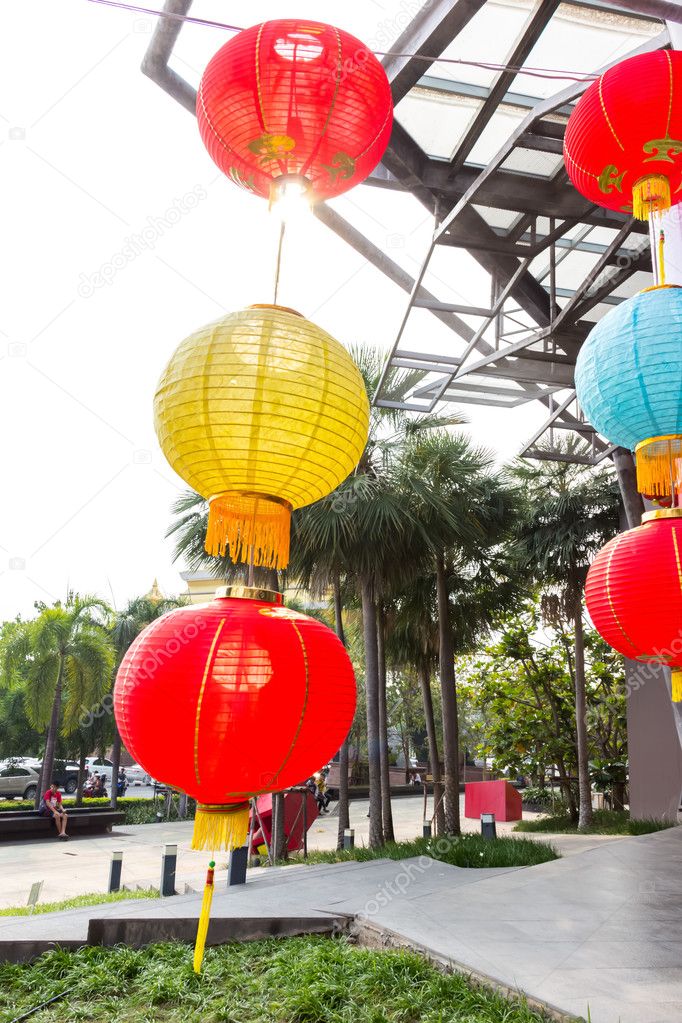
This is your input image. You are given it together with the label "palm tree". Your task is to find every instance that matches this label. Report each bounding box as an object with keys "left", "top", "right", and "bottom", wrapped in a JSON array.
[
  {"left": 396, "top": 432, "right": 519, "bottom": 835},
  {"left": 511, "top": 445, "right": 620, "bottom": 831},
  {"left": 386, "top": 580, "right": 445, "bottom": 834},
  {"left": 167, "top": 347, "right": 464, "bottom": 848},
  {"left": 109, "top": 593, "right": 186, "bottom": 807},
  {"left": 4, "top": 595, "right": 114, "bottom": 807}
]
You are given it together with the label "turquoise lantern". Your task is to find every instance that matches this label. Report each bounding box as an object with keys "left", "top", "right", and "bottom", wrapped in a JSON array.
[{"left": 575, "top": 285, "right": 682, "bottom": 499}]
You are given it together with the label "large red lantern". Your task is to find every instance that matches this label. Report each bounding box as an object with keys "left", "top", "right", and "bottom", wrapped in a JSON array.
[
  {"left": 585, "top": 511, "right": 682, "bottom": 696},
  {"left": 197, "top": 19, "right": 393, "bottom": 203},
  {"left": 113, "top": 587, "right": 356, "bottom": 850},
  {"left": 564, "top": 50, "right": 682, "bottom": 220}
]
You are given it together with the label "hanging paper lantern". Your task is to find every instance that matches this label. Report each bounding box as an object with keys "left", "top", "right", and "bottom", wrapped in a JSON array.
[
  {"left": 575, "top": 285, "right": 682, "bottom": 498},
  {"left": 564, "top": 50, "right": 682, "bottom": 220},
  {"left": 197, "top": 19, "right": 393, "bottom": 203},
  {"left": 154, "top": 304, "right": 369, "bottom": 569},
  {"left": 585, "top": 511, "right": 682, "bottom": 699},
  {"left": 113, "top": 587, "right": 357, "bottom": 849}
]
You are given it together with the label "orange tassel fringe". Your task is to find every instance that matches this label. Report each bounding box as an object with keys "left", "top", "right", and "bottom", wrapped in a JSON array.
[
  {"left": 635, "top": 436, "right": 682, "bottom": 498},
  {"left": 672, "top": 670, "right": 682, "bottom": 703},
  {"left": 205, "top": 493, "right": 292, "bottom": 569},
  {"left": 632, "top": 174, "right": 671, "bottom": 221}
]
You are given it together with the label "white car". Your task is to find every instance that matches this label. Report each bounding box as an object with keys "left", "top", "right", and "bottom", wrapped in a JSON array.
[
  {"left": 122, "top": 764, "right": 147, "bottom": 786},
  {"left": 84, "top": 757, "right": 114, "bottom": 783}
]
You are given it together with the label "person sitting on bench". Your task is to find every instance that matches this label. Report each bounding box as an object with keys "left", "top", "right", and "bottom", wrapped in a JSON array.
[{"left": 40, "top": 782, "right": 68, "bottom": 839}]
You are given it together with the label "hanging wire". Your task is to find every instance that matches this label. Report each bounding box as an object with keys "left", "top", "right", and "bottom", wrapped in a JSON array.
[
  {"left": 83, "top": 0, "right": 601, "bottom": 82},
  {"left": 273, "top": 221, "right": 286, "bottom": 306}
]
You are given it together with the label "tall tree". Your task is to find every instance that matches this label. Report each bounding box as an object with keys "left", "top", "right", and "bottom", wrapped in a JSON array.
[
  {"left": 109, "top": 593, "right": 186, "bottom": 807},
  {"left": 397, "top": 433, "right": 520, "bottom": 835},
  {"left": 3, "top": 595, "right": 114, "bottom": 807},
  {"left": 511, "top": 445, "right": 620, "bottom": 830}
]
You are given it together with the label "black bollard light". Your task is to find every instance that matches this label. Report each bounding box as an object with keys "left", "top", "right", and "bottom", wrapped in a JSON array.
[
  {"left": 480, "top": 812, "right": 496, "bottom": 840},
  {"left": 160, "top": 843, "right": 177, "bottom": 896},
  {"left": 108, "top": 850, "right": 123, "bottom": 893}
]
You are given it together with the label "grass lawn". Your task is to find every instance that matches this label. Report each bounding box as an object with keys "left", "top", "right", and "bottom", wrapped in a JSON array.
[
  {"left": 514, "top": 809, "right": 676, "bottom": 836},
  {"left": 0, "top": 888, "right": 159, "bottom": 917},
  {"left": 278, "top": 833, "right": 559, "bottom": 868},
  {"left": 0, "top": 937, "right": 562, "bottom": 1023}
]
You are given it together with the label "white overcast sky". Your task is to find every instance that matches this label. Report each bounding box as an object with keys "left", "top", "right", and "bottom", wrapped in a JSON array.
[{"left": 0, "top": 0, "right": 561, "bottom": 620}]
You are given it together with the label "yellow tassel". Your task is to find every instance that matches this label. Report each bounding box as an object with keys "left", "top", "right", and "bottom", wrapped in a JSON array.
[
  {"left": 672, "top": 670, "right": 682, "bottom": 703},
  {"left": 205, "top": 493, "right": 292, "bottom": 569},
  {"left": 635, "top": 435, "right": 682, "bottom": 498},
  {"left": 659, "top": 229, "right": 666, "bottom": 286},
  {"left": 632, "top": 174, "right": 671, "bottom": 221},
  {"left": 193, "top": 860, "right": 215, "bottom": 974},
  {"left": 191, "top": 802, "right": 250, "bottom": 852}
]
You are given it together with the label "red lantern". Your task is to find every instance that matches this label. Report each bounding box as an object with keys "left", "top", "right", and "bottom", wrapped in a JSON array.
[
  {"left": 196, "top": 19, "right": 393, "bottom": 203},
  {"left": 113, "top": 587, "right": 356, "bottom": 849},
  {"left": 564, "top": 50, "right": 682, "bottom": 220},
  {"left": 585, "top": 511, "right": 682, "bottom": 696}
]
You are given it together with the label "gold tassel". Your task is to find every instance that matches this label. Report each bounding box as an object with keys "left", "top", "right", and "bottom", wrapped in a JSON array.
[
  {"left": 672, "top": 670, "right": 682, "bottom": 703},
  {"left": 632, "top": 174, "right": 671, "bottom": 221},
  {"left": 191, "top": 802, "right": 250, "bottom": 852},
  {"left": 205, "top": 493, "right": 292, "bottom": 569},
  {"left": 635, "top": 436, "right": 682, "bottom": 498},
  {"left": 193, "top": 860, "right": 215, "bottom": 974},
  {"left": 659, "top": 228, "right": 666, "bottom": 286}
]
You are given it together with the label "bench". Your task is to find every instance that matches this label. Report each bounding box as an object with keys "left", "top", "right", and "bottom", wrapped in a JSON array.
[{"left": 0, "top": 807, "right": 125, "bottom": 840}]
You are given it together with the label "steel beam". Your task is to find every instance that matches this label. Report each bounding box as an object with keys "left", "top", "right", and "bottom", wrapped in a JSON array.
[{"left": 381, "top": 0, "right": 488, "bottom": 104}]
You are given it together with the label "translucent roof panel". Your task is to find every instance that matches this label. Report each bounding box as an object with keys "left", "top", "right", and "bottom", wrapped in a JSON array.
[
  {"left": 425, "top": 0, "right": 535, "bottom": 91},
  {"left": 395, "top": 88, "right": 484, "bottom": 160},
  {"left": 513, "top": 3, "right": 663, "bottom": 100},
  {"left": 500, "top": 146, "right": 564, "bottom": 178}
]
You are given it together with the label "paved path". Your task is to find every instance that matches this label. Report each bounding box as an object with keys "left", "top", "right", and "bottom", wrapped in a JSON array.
[
  {"left": 0, "top": 795, "right": 621, "bottom": 909},
  {"left": 3, "top": 823, "right": 680, "bottom": 1022}
]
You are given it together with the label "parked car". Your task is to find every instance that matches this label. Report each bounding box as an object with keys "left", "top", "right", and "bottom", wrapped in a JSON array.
[
  {"left": 124, "top": 764, "right": 147, "bottom": 786},
  {"left": 0, "top": 764, "right": 41, "bottom": 801},
  {"left": 84, "top": 757, "right": 114, "bottom": 783},
  {"left": 46, "top": 760, "right": 80, "bottom": 794}
]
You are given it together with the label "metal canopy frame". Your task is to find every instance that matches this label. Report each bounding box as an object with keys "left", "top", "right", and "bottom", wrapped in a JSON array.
[{"left": 141, "top": 0, "right": 673, "bottom": 465}]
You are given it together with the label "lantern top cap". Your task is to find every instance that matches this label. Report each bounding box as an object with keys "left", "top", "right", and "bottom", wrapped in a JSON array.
[
  {"left": 248, "top": 304, "right": 302, "bottom": 318},
  {"left": 215, "top": 585, "right": 283, "bottom": 604},
  {"left": 642, "top": 509, "right": 682, "bottom": 524}
]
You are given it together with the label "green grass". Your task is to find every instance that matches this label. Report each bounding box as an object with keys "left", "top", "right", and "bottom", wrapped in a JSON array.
[
  {"left": 514, "top": 809, "right": 676, "bottom": 836},
  {"left": 0, "top": 937, "right": 563, "bottom": 1023},
  {"left": 275, "top": 833, "right": 559, "bottom": 869},
  {"left": 0, "top": 888, "right": 159, "bottom": 917}
]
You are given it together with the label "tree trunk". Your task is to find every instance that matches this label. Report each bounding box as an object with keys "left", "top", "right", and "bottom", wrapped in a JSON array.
[
  {"left": 272, "top": 791, "right": 287, "bottom": 861},
  {"left": 574, "top": 606, "right": 593, "bottom": 830},
  {"left": 612, "top": 779, "right": 626, "bottom": 812},
  {"left": 75, "top": 748, "right": 87, "bottom": 806},
  {"left": 332, "top": 577, "right": 351, "bottom": 851},
  {"left": 36, "top": 666, "right": 64, "bottom": 808},
  {"left": 557, "top": 759, "right": 578, "bottom": 823},
  {"left": 435, "top": 554, "right": 460, "bottom": 835},
  {"left": 376, "top": 606, "right": 395, "bottom": 843},
  {"left": 110, "top": 728, "right": 122, "bottom": 809},
  {"left": 360, "top": 576, "right": 384, "bottom": 847},
  {"left": 418, "top": 661, "right": 445, "bottom": 836}
]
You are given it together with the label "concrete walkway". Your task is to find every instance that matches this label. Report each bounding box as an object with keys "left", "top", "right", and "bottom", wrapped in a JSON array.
[
  {"left": 0, "top": 795, "right": 622, "bottom": 909},
  {"left": 2, "top": 825, "right": 682, "bottom": 1022}
]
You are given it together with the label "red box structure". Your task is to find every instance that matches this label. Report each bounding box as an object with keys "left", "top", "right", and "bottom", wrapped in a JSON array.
[{"left": 464, "top": 780, "right": 522, "bottom": 822}]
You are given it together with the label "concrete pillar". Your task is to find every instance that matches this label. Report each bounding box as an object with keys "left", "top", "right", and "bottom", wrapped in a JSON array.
[{"left": 613, "top": 448, "right": 682, "bottom": 820}]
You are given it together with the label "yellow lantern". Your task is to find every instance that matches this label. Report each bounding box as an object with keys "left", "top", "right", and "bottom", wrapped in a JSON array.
[{"left": 154, "top": 304, "right": 369, "bottom": 568}]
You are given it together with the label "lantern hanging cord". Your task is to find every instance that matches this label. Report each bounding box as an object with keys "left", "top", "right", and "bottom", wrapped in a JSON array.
[
  {"left": 273, "top": 221, "right": 286, "bottom": 307},
  {"left": 83, "top": 0, "right": 601, "bottom": 82}
]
